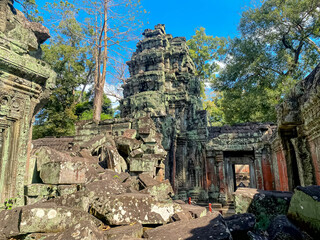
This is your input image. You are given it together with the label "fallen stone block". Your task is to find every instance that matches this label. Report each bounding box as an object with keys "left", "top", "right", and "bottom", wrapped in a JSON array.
[
  {"left": 140, "top": 179, "right": 174, "bottom": 201},
  {"left": 99, "top": 142, "right": 128, "bottom": 173},
  {"left": 85, "top": 179, "right": 127, "bottom": 195},
  {"left": 267, "top": 215, "right": 304, "bottom": 240},
  {"left": 288, "top": 185, "right": 320, "bottom": 236},
  {"left": 45, "top": 220, "right": 106, "bottom": 240},
  {"left": 0, "top": 204, "right": 102, "bottom": 239},
  {"left": 234, "top": 188, "right": 292, "bottom": 230},
  {"left": 25, "top": 184, "right": 60, "bottom": 205},
  {"left": 25, "top": 184, "right": 58, "bottom": 197},
  {"left": 129, "top": 158, "right": 155, "bottom": 173},
  {"left": 19, "top": 205, "right": 102, "bottom": 235},
  {"left": 25, "top": 184, "right": 80, "bottom": 205},
  {"left": 0, "top": 207, "right": 21, "bottom": 238},
  {"left": 104, "top": 222, "right": 143, "bottom": 239},
  {"left": 122, "top": 129, "right": 137, "bottom": 139},
  {"left": 138, "top": 173, "right": 159, "bottom": 188},
  {"left": 90, "top": 193, "right": 181, "bottom": 225},
  {"left": 116, "top": 136, "right": 142, "bottom": 156},
  {"left": 33, "top": 146, "right": 97, "bottom": 169},
  {"left": 129, "top": 148, "right": 144, "bottom": 158},
  {"left": 122, "top": 176, "right": 140, "bottom": 192},
  {"left": 179, "top": 203, "right": 207, "bottom": 218},
  {"left": 57, "top": 184, "right": 79, "bottom": 196},
  {"left": 80, "top": 135, "right": 107, "bottom": 152},
  {"left": 225, "top": 213, "right": 256, "bottom": 240},
  {"left": 170, "top": 210, "right": 192, "bottom": 222},
  {"left": 47, "top": 190, "right": 180, "bottom": 226},
  {"left": 40, "top": 160, "right": 97, "bottom": 184},
  {"left": 247, "top": 231, "right": 268, "bottom": 240},
  {"left": 144, "top": 212, "right": 232, "bottom": 240}
]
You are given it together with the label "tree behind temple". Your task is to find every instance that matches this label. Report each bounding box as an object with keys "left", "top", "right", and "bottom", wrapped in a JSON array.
[
  {"left": 79, "top": 0, "right": 144, "bottom": 123},
  {"left": 215, "top": 0, "right": 320, "bottom": 124}
]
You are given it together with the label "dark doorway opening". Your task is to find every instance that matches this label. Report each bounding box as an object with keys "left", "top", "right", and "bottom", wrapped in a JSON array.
[
  {"left": 280, "top": 128, "right": 301, "bottom": 191},
  {"left": 233, "top": 164, "right": 251, "bottom": 191}
]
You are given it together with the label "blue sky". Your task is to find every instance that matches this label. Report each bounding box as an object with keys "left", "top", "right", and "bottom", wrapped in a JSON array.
[
  {"left": 23, "top": 0, "right": 256, "bottom": 40},
  {"left": 141, "top": 0, "right": 255, "bottom": 39},
  {"left": 16, "top": 0, "right": 257, "bottom": 105}
]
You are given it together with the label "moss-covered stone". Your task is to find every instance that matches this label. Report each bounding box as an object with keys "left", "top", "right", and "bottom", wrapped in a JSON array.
[
  {"left": 234, "top": 188, "right": 292, "bottom": 230},
  {"left": 0, "top": 2, "right": 55, "bottom": 206},
  {"left": 288, "top": 186, "right": 320, "bottom": 236}
]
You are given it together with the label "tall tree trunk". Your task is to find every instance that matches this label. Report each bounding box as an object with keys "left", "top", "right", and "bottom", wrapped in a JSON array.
[{"left": 93, "top": 3, "right": 108, "bottom": 123}]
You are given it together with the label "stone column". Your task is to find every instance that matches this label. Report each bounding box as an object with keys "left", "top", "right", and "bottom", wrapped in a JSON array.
[
  {"left": 261, "top": 146, "right": 274, "bottom": 190},
  {"left": 0, "top": 3, "right": 56, "bottom": 205},
  {"left": 215, "top": 151, "right": 225, "bottom": 194},
  {"left": 0, "top": 129, "right": 3, "bottom": 156},
  {"left": 254, "top": 150, "right": 263, "bottom": 189}
]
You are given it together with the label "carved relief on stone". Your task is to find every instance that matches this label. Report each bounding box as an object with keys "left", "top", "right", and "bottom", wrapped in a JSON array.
[
  {"left": 0, "top": 94, "right": 11, "bottom": 116},
  {"left": 10, "top": 96, "right": 22, "bottom": 118}
]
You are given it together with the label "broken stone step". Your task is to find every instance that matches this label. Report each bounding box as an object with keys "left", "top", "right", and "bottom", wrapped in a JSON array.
[{"left": 212, "top": 203, "right": 223, "bottom": 209}]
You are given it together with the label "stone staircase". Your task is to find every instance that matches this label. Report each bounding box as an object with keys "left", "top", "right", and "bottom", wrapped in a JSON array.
[{"left": 202, "top": 201, "right": 236, "bottom": 218}]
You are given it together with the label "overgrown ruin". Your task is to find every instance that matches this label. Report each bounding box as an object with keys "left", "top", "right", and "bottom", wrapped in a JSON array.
[
  {"left": 0, "top": 4, "right": 320, "bottom": 238},
  {"left": 0, "top": 0, "right": 56, "bottom": 205}
]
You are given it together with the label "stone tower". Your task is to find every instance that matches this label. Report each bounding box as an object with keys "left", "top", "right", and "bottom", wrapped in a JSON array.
[
  {"left": 120, "top": 24, "right": 207, "bottom": 196},
  {"left": 0, "top": 2, "right": 56, "bottom": 205}
]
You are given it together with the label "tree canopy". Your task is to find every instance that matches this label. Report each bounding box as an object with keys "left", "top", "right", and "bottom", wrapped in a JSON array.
[{"left": 188, "top": 0, "right": 320, "bottom": 125}]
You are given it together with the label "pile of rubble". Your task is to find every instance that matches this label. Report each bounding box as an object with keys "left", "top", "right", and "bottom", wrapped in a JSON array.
[
  {"left": 0, "top": 138, "right": 232, "bottom": 240},
  {"left": 1, "top": 135, "right": 318, "bottom": 240},
  {"left": 233, "top": 186, "right": 320, "bottom": 239}
]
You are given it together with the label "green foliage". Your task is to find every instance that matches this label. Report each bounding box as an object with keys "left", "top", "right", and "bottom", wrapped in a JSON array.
[
  {"left": 187, "top": 28, "right": 226, "bottom": 96},
  {"left": 15, "top": 0, "right": 43, "bottom": 22},
  {"left": 214, "top": 0, "right": 320, "bottom": 124},
  {"left": 203, "top": 91, "right": 225, "bottom": 126},
  {"left": 32, "top": 4, "right": 114, "bottom": 139},
  {"left": 4, "top": 198, "right": 16, "bottom": 210},
  {"left": 75, "top": 95, "right": 114, "bottom": 121}
]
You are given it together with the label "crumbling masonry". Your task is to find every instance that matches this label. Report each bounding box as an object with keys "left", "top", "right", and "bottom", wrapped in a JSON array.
[
  {"left": 2, "top": 21, "right": 320, "bottom": 208},
  {"left": 74, "top": 24, "right": 320, "bottom": 202},
  {"left": 1, "top": 11, "right": 320, "bottom": 238},
  {"left": 0, "top": 1, "right": 56, "bottom": 205}
]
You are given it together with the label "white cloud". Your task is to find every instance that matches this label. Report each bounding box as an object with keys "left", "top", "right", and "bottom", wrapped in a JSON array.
[
  {"left": 104, "top": 82, "right": 123, "bottom": 109},
  {"left": 214, "top": 60, "right": 226, "bottom": 70}
]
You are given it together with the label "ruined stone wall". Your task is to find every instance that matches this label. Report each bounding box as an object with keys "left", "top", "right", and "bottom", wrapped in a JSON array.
[
  {"left": 0, "top": 2, "right": 56, "bottom": 205},
  {"left": 271, "top": 63, "right": 320, "bottom": 191},
  {"left": 120, "top": 24, "right": 207, "bottom": 195}
]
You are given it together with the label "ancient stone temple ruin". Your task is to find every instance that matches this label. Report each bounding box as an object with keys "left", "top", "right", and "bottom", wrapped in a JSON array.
[
  {"left": 69, "top": 24, "right": 207, "bottom": 198},
  {"left": 121, "top": 24, "right": 207, "bottom": 194},
  {"left": 29, "top": 24, "right": 320, "bottom": 203},
  {"left": 0, "top": 11, "right": 320, "bottom": 238},
  {"left": 0, "top": 0, "right": 56, "bottom": 205}
]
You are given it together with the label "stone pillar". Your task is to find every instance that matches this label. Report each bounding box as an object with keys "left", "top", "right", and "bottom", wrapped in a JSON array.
[
  {"left": 272, "top": 138, "right": 289, "bottom": 191},
  {"left": 261, "top": 147, "right": 274, "bottom": 190},
  {"left": 308, "top": 137, "right": 320, "bottom": 185},
  {"left": 254, "top": 150, "right": 263, "bottom": 189},
  {"left": 0, "top": 4, "right": 56, "bottom": 205},
  {"left": 215, "top": 151, "right": 225, "bottom": 194}
]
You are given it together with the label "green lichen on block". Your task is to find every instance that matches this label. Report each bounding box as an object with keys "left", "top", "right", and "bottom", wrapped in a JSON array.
[{"left": 288, "top": 186, "right": 320, "bottom": 235}]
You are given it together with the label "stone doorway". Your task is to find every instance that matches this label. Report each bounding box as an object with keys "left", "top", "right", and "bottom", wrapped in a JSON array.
[{"left": 224, "top": 151, "right": 256, "bottom": 199}]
